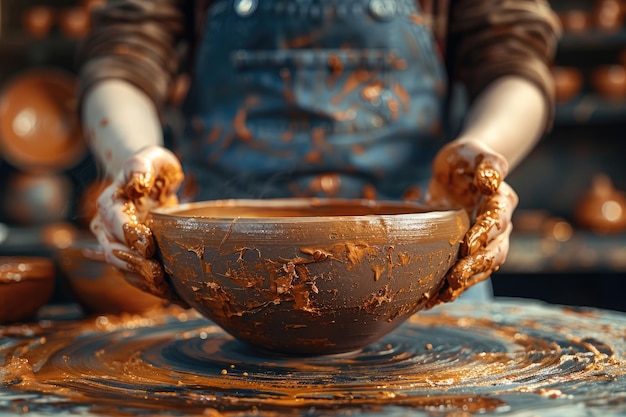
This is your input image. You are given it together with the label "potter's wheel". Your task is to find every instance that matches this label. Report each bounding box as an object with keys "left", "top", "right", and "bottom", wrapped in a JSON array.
[{"left": 1, "top": 299, "right": 626, "bottom": 416}]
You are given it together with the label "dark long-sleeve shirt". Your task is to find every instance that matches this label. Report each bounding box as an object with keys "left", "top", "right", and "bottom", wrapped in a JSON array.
[{"left": 78, "top": 0, "right": 561, "bottom": 128}]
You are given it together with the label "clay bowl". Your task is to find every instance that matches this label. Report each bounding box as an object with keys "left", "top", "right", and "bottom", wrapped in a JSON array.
[
  {"left": 0, "top": 69, "right": 85, "bottom": 172},
  {"left": 149, "top": 198, "right": 469, "bottom": 355},
  {"left": 591, "top": 65, "right": 626, "bottom": 100},
  {"left": 552, "top": 66, "right": 583, "bottom": 103},
  {"left": 57, "top": 241, "right": 167, "bottom": 315},
  {"left": 0, "top": 257, "right": 55, "bottom": 323}
]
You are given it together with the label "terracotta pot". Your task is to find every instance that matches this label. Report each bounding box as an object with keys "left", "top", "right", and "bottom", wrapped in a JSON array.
[
  {"left": 575, "top": 174, "right": 626, "bottom": 234},
  {"left": 552, "top": 66, "right": 583, "bottom": 103},
  {"left": 76, "top": 179, "right": 112, "bottom": 228},
  {"left": 594, "top": 0, "right": 625, "bottom": 31},
  {"left": 148, "top": 198, "right": 469, "bottom": 355},
  {"left": 58, "top": 7, "right": 91, "bottom": 39},
  {"left": 22, "top": 6, "right": 55, "bottom": 38},
  {"left": 57, "top": 241, "right": 167, "bottom": 315},
  {"left": 1, "top": 172, "right": 73, "bottom": 226},
  {"left": 81, "top": 0, "right": 106, "bottom": 12},
  {"left": 0, "top": 257, "right": 55, "bottom": 323},
  {"left": 0, "top": 69, "right": 85, "bottom": 172},
  {"left": 591, "top": 65, "right": 626, "bottom": 100},
  {"left": 558, "top": 10, "right": 591, "bottom": 32}
]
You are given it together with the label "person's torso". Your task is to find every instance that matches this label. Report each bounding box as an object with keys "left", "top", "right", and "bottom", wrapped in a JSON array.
[{"left": 180, "top": 0, "right": 448, "bottom": 201}]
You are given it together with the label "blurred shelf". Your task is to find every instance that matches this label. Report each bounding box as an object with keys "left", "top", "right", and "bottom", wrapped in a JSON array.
[
  {"left": 555, "top": 94, "right": 626, "bottom": 124},
  {"left": 502, "top": 231, "right": 626, "bottom": 274},
  {"left": 0, "top": 35, "right": 78, "bottom": 52},
  {"left": 558, "top": 29, "right": 626, "bottom": 50}
]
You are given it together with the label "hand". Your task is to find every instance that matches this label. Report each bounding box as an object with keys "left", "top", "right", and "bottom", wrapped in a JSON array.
[
  {"left": 425, "top": 140, "right": 518, "bottom": 306},
  {"left": 90, "top": 146, "right": 186, "bottom": 302}
]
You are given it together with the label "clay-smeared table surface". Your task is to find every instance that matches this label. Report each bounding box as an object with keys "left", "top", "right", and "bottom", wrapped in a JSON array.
[{"left": 1, "top": 299, "right": 625, "bottom": 416}]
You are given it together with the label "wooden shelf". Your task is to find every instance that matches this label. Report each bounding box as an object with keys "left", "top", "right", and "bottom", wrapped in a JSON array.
[
  {"left": 501, "top": 231, "right": 626, "bottom": 274},
  {"left": 555, "top": 94, "right": 626, "bottom": 124}
]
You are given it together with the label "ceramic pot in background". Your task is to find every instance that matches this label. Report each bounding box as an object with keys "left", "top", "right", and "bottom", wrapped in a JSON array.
[
  {"left": 0, "top": 69, "right": 85, "bottom": 172},
  {"left": 22, "top": 6, "right": 55, "bottom": 38},
  {"left": 594, "top": 0, "right": 625, "bottom": 31},
  {"left": 57, "top": 241, "right": 168, "bottom": 315},
  {"left": 0, "top": 257, "right": 55, "bottom": 323},
  {"left": 58, "top": 7, "right": 91, "bottom": 39},
  {"left": 76, "top": 179, "right": 112, "bottom": 228},
  {"left": 552, "top": 66, "right": 583, "bottom": 103},
  {"left": 558, "top": 10, "right": 591, "bottom": 33},
  {"left": 591, "top": 65, "right": 626, "bottom": 100},
  {"left": 1, "top": 172, "right": 73, "bottom": 226},
  {"left": 575, "top": 173, "right": 626, "bottom": 234}
]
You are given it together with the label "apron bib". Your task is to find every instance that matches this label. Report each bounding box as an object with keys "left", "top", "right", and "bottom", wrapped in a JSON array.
[{"left": 180, "top": 0, "right": 447, "bottom": 201}]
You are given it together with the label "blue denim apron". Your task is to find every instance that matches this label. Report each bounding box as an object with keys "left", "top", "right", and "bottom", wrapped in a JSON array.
[{"left": 179, "top": 0, "right": 448, "bottom": 201}]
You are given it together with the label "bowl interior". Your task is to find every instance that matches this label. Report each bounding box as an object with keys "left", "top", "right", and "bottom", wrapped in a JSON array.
[{"left": 155, "top": 198, "right": 437, "bottom": 219}]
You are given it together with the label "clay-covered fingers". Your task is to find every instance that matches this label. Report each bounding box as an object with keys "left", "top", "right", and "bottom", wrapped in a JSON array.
[
  {"left": 115, "top": 250, "right": 189, "bottom": 307},
  {"left": 429, "top": 141, "right": 509, "bottom": 209},
  {"left": 463, "top": 181, "right": 518, "bottom": 256},
  {"left": 94, "top": 180, "right": 155, "bottom": 258},
  {"left": 122, "top": 146, "right": 184, "bottom": 204},
  {"left": 90, "top": 212, "right": 134, "bottom": 271}
]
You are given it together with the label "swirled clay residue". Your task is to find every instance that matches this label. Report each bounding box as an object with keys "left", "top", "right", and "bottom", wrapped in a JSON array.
[{"left": 1, "top": 300, "right": 626, "bottom": 416}]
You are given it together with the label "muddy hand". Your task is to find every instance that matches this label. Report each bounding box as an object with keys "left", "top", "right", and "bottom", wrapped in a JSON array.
[
  {"left": 114, "top": 250, "right": 188, "bottom": 307},
  {"left": 426, "top": 141, "right": 516, "bottom": 306},
  {"left": 90, "top": 146, "right": 184, "bottom": 296}
]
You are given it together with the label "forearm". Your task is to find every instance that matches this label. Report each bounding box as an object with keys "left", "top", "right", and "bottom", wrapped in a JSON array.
[
  {"left": 456, "top": 75, "right": 547, "bottom": 171},
  {"left": 83, "top": 80, "right": 164, "bottom": 177}
]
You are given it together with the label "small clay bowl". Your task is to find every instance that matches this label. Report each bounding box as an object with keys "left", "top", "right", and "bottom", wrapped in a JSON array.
[
  {"left": 0, "top": 257, "right": 55, "bottom": 323},
  {"left": 552, "top": 66, "right": 583, "bottom": 103},
  {"left": 0, "top": 69, "right": 85, "bottom": 172},
  {"left": 149, "top": 198, "right": 469, "bottom": 355},
  {"left": 591, "top": 65, "right": 626, "bottom": 100},
  {"left": 57, "top": 242, "right": 167, "bottom": 315}
]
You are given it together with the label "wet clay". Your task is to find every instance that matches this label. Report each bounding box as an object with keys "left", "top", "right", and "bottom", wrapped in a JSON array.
[
  {"left": 148, "top": 199, "right": 469, "bottom": 354},
  {"left": 1, "top": 300, "right": 625, "bottom": 416}
]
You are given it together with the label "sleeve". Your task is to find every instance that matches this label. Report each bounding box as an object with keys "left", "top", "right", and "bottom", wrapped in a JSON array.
[
  {"left": 77, "top": 0, "right": 190, "bottom": 111},
  {"left": 446, "top": 0, "right": 562, "bottom": 129}
]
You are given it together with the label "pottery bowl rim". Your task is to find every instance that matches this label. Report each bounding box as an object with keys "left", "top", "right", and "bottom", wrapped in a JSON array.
[{"left": 150, "top": 197, "right": 466, "bottom": 225}]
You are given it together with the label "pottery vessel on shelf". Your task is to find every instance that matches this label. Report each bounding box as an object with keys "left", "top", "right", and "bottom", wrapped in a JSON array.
[
  {"left": 591, "top": 65, "right": 626, "bottom": 100},
  {"left": 558, "top": 10, "right": 591, "bottom": 32},
  {"left": 552, "top": 66, "right": 583, "bottom": 103},
  {"left": 0, "top": 257, "right": 55, "bottom": 323},
  {"left": 76, "top": 179, "right": 112, "bottom": 228},
  {"left": 575, "top": 174, "right": 626, "bottom": 234},
  {"left": 81, "top": 0, "right": 106, "bottom": 12},
  {"left": 22, "top": 6, "right": 55, "bottom": 38},
  {"left": 0, "top": 69, "right": 85, "bottom": 172},
  {"left": 58, "top": 7, "right": 91, "bottom": 39},
  {"left": 57, "top": 241, "right": 168, "bottom": 315},
  {"left": 594, "top": 0, "right": 625, "bottom": 31},
  {"left": 147, "top": 198, "right": 469, "bottom": 355},
  {"left": 1, "top": 172, "right": 73, "bottom": 226}
]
